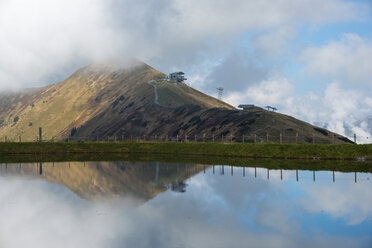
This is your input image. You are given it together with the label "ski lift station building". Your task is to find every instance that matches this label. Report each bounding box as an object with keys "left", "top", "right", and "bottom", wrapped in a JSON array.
[
  {"left": 238, "top": 104, "right": 255, "bottom": 110},
  {"left": 169, "top": 72, "right": 187, "bottom": 82}
]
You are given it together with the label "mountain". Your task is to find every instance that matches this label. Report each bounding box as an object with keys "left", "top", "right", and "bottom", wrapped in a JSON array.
[{"left": 0, "top": 61, "right": 352, "bottom": 144}]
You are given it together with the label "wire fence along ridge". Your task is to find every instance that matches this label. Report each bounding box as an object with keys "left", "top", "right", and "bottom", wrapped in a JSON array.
[{"left": 1, "top": 132, "right": 364, "bottom": 144}]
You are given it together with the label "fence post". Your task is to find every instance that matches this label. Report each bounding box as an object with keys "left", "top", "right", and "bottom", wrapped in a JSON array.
[
  {"left": 296, "top": 133, "right": 298, "bottom": 144},
  {"left": 203, "top": 133, "right": 205, "bottom": 142},
  {"left": 212, "top": 134, "right": 215, "bottom": 142},
  {"left": 39, "top": 127, "right": 42, "bottom": 142},
  {"left": 280, "top": 133, "right": 282, "bottom": 144},
  {"left": 313, "top": 171, "right": 315, "bottom": 182},
  {"left": 266, "top": 133, "right": 269, "bottom": 143},
  {"left": 19, "top": 136, "right": 21, "bottom": 142},
  {"left": 194, "top": 135, "right": 197, "bottom": 142},
  {"left": 354, "top": 133, "right": 357, "bottom": 144},
  {"left": 333, "top": 171, "right": 335, "bottom": 183},
  {"left": 355, "top": 172, "right": 357, "bottom": 183}
]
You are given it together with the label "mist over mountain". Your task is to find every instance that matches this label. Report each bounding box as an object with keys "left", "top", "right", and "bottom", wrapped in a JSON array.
[{"left": 0, "top": 61, "right": 352, "bottom": 144}]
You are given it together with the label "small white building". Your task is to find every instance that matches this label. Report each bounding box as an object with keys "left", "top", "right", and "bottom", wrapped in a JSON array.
[{"left": 169, "top": 72, "right": 187, "bottom": 82}]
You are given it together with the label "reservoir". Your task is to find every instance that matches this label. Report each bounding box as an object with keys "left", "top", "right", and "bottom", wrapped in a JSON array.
[{"left": 0, "top": 161, "right": 371, "bottom": 248}]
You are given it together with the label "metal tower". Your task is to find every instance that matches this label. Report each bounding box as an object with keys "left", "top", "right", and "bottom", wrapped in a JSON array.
[{"left": 217, "top": 87, "right": 224, "bottom": 100}]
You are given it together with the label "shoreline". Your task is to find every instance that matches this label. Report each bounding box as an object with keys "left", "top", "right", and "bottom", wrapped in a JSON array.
[{"left": 0, "top": 142, "right": 371, "bottom": 161}]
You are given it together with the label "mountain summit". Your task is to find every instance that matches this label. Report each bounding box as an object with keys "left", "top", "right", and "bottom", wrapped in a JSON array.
[{"left": 0, "top": 61, "right": 352, "bottom": 144}]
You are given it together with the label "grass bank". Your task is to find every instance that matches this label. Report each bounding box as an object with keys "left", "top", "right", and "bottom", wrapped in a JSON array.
[{"left": 0, "top": 142, "right": 371, "bottom": 160}]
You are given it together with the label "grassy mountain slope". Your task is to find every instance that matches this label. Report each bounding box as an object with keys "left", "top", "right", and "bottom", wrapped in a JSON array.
[
  {"left": 0, "top": 61, "right": 352, "bottom": 144},
  {"left": 151, "top": 80, "right": 234, "bottom": 109},
  {"left": 0, "top": 63, "right": 164, "bottom": 141}
]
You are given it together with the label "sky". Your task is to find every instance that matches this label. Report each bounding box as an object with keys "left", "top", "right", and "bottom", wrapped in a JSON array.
[{"left": 0, "top": 0, "right": 371, "bottom": 143}]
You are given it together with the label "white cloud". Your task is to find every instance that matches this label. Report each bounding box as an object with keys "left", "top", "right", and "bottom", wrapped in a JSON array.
[
  {"left": 365, "top": 98, "right": 372, "bottom": 107},
  {"left": 1, "top": 0, "right": 370, "bottom": 141},
  {"left": 252, "top": 26, "right": 296, "bottom": 56},
  {"left": 0, "top": 0, "right": 368, "bottom": 90},
  {"left": 322, "top": 83, "right": 364, "bottom": 133},
  {"left": 224, "top": 79, "right": 372, "bottom": 143},
  {"left": 0, "top": 0, "right": 121, "bottom": 89},
  {"left": 300, "top": 33, "right": 372, "bottom": 85},
  {"left": 284, "top": 83, "right": 372, "bottom": 144},
  {"left": 225, "top": 76, "right": 295, "bottom": 107}
]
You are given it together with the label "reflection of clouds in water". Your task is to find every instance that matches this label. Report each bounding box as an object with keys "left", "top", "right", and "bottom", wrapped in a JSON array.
[
  {"left": 152, "top": 169, "right": 369, "bottom": 247},
  {"left": 191, "top": 168, "right": 298, "bottom": 234},
  {"left": 299, "top": 180, "right": 372, "bottom": 225},
  {"left": 0, "top": 176, "right": 295, "bottom": 248},
  {"left": 0, "top": 169, "right": 370, "bottom": 248}
]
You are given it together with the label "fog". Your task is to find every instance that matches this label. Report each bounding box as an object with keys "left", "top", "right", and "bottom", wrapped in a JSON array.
[{"left": 0, "top": 0, "right": 366, "bottom": 90}]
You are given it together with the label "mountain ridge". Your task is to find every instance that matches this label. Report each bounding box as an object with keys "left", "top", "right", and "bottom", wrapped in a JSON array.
[{"left": 0, "top": 61, "right": 353, "bottom": 144}]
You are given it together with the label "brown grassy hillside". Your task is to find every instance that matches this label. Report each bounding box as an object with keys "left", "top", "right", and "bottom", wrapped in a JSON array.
[{"left": 0, "top": 61, "right": 352, "bottom": 144}]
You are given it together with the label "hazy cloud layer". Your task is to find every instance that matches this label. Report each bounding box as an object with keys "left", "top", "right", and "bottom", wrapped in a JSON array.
[
  {"left": 0, "top": 0, "right": 367, "bottom": 89},
  {"left": 225, "top": 80, "right": 372, "bottom": 143},
  {"left": 223, "top": 34, "right": 372, "bottom": 143}
]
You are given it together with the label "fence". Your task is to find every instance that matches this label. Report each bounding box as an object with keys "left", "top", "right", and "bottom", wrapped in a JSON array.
[{"left": 1, "top": 132, "right": 363, "bottom": 144}]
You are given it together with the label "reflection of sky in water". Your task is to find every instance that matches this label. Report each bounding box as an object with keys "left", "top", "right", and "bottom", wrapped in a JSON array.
[{"left": 0, "top": 162, "right": 371, "bottom": 248}]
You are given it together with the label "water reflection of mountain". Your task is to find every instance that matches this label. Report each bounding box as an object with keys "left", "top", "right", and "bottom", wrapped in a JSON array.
[{"left": 0, "top": 162, "right": 207, "bottom": 202}]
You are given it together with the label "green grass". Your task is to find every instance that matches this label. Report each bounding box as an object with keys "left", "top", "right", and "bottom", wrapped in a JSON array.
[{"left": 0, "top": 142, "right": 371, "bottom": 160}]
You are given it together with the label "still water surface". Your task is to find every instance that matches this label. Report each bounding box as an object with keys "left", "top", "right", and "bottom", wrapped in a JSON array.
[{"left": 0, "top": 161, "right": 371, "bottom": 248}]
